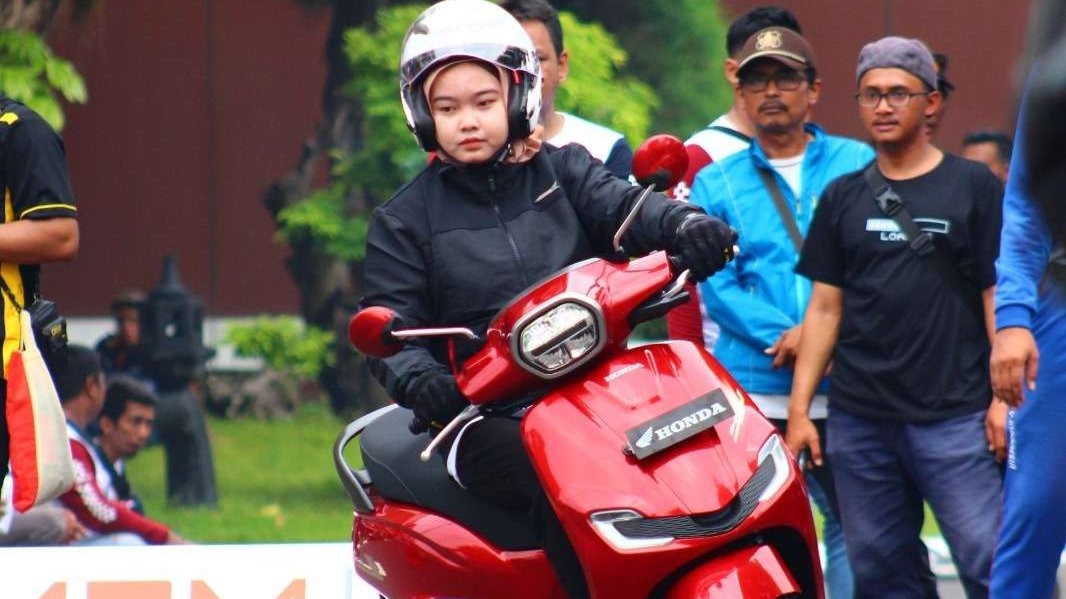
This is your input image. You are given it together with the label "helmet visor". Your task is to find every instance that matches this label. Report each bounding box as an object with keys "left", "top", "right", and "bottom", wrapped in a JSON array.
[{"left": 401, "top": 42, "right": 536, "bottom": 88}]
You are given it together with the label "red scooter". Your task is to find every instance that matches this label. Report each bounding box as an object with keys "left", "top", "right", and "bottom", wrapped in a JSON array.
[{"left": 334, "top": 136, "right": 823, "bottom": 598}]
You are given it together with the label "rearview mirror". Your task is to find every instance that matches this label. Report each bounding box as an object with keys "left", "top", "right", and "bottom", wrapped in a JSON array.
[{"left": 632, "top": 134, "right": 689, "bottom": 191}]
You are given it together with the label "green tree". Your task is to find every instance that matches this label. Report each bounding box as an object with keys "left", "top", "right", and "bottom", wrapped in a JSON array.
[
  {"left": 554, "top": 0, "right": 733, "bottom": 137},
  {"left": 0, "top": 1, "right": 95, "bottom": 130},
  {"left": 554, "top": 12, "right": 657, "bottom": 144}
]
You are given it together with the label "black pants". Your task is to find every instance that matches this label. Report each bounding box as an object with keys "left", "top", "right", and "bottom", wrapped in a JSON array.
[{"left": 455, "top": 416, "right": 590, "bottom": 599}]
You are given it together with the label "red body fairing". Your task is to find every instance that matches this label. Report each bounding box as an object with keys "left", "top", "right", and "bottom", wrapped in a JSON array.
[
  {"left": 352, "top": 501, "right": 568, "bottom": 599},
  {"left": 337, "top": 250, "right": 823, "bottom": 598},
  {"left": 525, "top": 342, "right": 817, "bottom": 598}
]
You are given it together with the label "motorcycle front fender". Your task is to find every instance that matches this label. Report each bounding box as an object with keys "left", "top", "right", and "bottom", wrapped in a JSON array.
[{"left": 665, "top": 545, "right": 801, "bottom": 599}]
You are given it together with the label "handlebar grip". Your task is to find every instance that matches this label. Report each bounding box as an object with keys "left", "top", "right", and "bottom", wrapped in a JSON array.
[{"left": 409, "top": 415, "right": 430, "bottom": 435}]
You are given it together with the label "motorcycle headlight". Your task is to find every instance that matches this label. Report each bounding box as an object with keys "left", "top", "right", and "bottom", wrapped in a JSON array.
[{"left": 513, "top": 296, "right": 605, "bottom": 378}]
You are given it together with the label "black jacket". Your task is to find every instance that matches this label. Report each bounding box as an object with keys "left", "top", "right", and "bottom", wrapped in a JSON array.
[{"left": 360, "top": 144, "right": 699, "bottom": 407}]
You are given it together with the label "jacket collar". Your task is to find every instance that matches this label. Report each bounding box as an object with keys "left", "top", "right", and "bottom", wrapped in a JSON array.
[
  {"left": 749, "top": 122, "right": 826, "bottom": 170},
  {"left": 434, "top": 153, "right": 529, "bottom": 202}
]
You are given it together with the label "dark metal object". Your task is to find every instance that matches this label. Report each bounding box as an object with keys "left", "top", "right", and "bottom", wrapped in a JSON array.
[{"left": 141, "top": 255, "right": 218, "bottom": 507}]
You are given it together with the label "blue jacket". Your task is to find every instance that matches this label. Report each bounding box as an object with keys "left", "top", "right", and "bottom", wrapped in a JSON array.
[
  {"left": 994, "top": 99, "right": 1065, "bottom": 335},
  {"left": 690, "top": 124, "right": 874, "bottom": 394}
]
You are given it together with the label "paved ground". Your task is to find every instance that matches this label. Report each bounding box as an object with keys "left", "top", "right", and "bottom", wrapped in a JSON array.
[
  {"left": 929, "top": 562, "right": 1066, "bottom": 598},
  {"left": 844, "top": 537, "right": 1066, "bottom": 597}
]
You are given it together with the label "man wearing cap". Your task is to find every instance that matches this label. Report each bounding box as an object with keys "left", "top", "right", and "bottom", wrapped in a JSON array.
[
  {"left": 667, "top": 6, "right": 803, "bottom": 354},
  {"left": 688, "top": 26, "right": 872, "bottom": 599},
  {"left": 786, "top": 36, "right": 1003, "bottom": 598}
]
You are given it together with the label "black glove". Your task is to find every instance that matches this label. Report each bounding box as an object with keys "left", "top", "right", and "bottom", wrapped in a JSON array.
[
  {"left": 670, "top": 212, "right": 738, "bottom": 282},
  {"left": 406, "top": 369, "right": 468, "bottom": 427}
]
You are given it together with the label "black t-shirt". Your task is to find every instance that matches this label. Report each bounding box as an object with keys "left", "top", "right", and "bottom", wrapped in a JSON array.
[
  {"left": 797, "top": 154, "right": 1002, "bottom": 422},
  {"left": 0, "top": 98, "right": 78, "bottom": 366}
]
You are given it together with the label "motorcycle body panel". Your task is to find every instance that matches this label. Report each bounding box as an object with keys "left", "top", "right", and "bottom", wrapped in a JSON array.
[
  {"left": 341, "top": 251, "right": 823, "bottom": 598},
  {"left": 522, "top": 341, "right": 821, "bottom": 598},
  {"left": 665, "top": 545, "right": 801, "bottom": 599},
  {"left": 352, "top": 499, "right": 566, "bottom": 599}
]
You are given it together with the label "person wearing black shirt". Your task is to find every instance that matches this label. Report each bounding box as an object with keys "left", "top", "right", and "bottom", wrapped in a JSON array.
[
  {"left": 785, "top": 38, "right": 1004, "bottom": 598},
  {"left": 0, "top": 97, "right": 80, "bottom": 483},
  {"left": 95, "top": 290, "right": 152, "bottom": 385}
]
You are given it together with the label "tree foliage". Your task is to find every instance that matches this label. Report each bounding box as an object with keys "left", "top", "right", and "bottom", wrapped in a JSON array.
[
  {"left": 554, "top": 0, "right": 733, "bottom": 137},
  {"left": 275, "top": 5, "right": 422, "bottom": 263},
  {"left": 0, "top": 29, "right": 86, "bottom": 130},
  {"left": 226, "top": 316, "right": 336, "bottom": 381},
  {"left": 554, "top": 12, "right": 657, "bottom": 144}
]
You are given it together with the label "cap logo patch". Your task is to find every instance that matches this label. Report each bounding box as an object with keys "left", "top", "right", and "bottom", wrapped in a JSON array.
[{"left": 755, "top": 31, "right": 783, "bottom": 51}]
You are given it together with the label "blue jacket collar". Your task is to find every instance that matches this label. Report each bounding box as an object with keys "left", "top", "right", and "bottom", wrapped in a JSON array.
[{"left": 749, "top": 122, "right": 826, "bottom": 170}]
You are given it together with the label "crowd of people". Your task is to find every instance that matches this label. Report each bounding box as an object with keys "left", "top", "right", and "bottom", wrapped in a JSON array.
[
  {"left": 0, "top": 0, "right": 1058, "bottom": 596},
  {"left": 360, "top": 1, "right": 1058, "bottom": 598},
  {"left": 0, "top": 299, "right": 187, "bottom": 547}
]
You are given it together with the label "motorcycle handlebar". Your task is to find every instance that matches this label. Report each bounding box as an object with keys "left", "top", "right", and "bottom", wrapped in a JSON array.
[{"left": 666, "top": 243, "right": 740, "bottom": 279}]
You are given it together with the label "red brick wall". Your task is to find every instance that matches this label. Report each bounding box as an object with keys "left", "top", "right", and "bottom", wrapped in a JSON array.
[{"left": 45, "top": 0, "right": 330, "bottom": 315}]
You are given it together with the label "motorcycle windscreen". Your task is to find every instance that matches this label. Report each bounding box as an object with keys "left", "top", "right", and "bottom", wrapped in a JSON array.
[{"left": 521, "top": 341, "right": 777, "bottom": 518}]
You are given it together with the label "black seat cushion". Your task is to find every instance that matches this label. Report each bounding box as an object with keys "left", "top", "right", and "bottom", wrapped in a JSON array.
[{"left": 360, "top": 406, "right": 540, "bottom": 551}]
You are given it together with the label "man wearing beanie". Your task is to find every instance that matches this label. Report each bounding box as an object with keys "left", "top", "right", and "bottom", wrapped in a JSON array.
[{"left": 786, "top": 36, "right": 1004, "bottom": 598}]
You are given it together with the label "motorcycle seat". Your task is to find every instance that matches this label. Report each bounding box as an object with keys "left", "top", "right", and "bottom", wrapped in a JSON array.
[{"left": 360, "top": 406, "right": 540, "bottom": 551}]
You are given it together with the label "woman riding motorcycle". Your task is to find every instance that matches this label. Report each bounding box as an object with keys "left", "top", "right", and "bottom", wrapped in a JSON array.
[{"left": 359, "top": 1, "right": 737, "bottom": 595}]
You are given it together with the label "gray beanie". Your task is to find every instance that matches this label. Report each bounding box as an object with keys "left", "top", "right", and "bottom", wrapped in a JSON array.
[{"left": 856, "top": 36, "right": 937, "bottom": 90}]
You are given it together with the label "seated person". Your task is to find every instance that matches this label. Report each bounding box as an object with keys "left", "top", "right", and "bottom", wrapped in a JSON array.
[
  {"left": 95, "top": 377, "right": 157, "bottom": 514},
  {"left": 56, "top": 345, "right": 184, "bottom": 545},
  {"left": 95, "top": 290, "right": 151, "bottom": 383},
  {"left": 0, "top": 477, "right": 85, "bottom": 546}
]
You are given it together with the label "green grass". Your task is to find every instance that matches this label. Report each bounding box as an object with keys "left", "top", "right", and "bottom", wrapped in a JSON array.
[
  {"left": 126, "top": 400, "right": 944, "bottom": 544},
  {"left": 125, "top": 401, "right": 363, "bottom": 543}
]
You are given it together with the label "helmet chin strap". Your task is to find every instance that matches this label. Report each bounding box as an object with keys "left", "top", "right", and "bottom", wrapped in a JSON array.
[{"left": 491, "top": 142, "right": 513, "bottom": 166}]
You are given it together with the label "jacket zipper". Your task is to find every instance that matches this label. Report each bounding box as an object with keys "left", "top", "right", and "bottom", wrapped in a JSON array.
[{"left": 489, "top": 175, "right": 532, "bottom": 286}]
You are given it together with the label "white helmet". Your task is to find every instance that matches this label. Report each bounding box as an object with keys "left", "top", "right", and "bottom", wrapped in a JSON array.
[{"left": 400, "top": 0, "right": 542, "bottom": 152}]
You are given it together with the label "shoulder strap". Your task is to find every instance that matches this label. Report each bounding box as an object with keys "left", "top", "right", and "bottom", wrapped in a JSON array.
[
  {"left": 756, "top": 167, "right": 804, "bottom": 252},
  {"left": 0, "top": 276, "right": 22, "bottom": 312},
  {"left": 863, "top": 163, "right": 983, "bottom": 321},
  {"left": 706, "top": 125, "right": 752, "bottom": 144},
  {"left": 862, "top": 164, "right": 936, "bottom": 256}
]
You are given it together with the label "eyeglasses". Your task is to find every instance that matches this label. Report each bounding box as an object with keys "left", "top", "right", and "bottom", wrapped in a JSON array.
[
  {"left": 739, "top": 69, "right": 808, "bottom": 93},
  {"left": 855, "top": 89, "right": 929, "bottom": 108}
]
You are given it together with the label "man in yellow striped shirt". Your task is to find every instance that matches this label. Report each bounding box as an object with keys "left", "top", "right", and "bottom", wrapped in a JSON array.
[{"left": 0, "top": 95, "right": 80, "bottom": 482}]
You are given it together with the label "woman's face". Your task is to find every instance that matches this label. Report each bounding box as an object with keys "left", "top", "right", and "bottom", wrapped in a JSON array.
[{"left": 427, "top": 61, "right": 509, "bottom": 164}]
